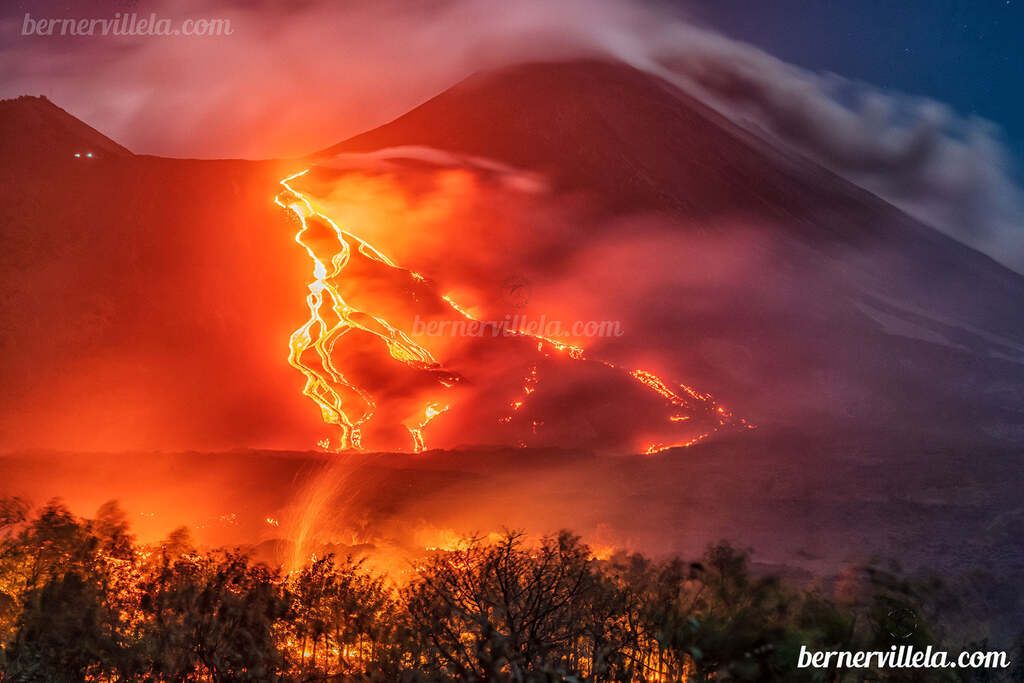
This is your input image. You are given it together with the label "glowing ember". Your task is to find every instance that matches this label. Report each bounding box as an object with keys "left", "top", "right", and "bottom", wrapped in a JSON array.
[
  {"left": 442, "top": 294, "right": 478, "bottom": 320},
  {"left": 630, "top": 369, "right": 689, "bottom": 406},
  {"left": 644, "top": 431, "right": 712, "bottom": 455}
]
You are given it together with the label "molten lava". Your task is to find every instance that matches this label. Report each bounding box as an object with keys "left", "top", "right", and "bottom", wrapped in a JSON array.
[
  {"left": 407, "top": 402, "right": 450, "bottom": 453},
  {"left": 276, "top": 169, "right": 748, "bottom": 454},
  {"left": 276, "top": 169, "right": 449, "bottom": 452}
]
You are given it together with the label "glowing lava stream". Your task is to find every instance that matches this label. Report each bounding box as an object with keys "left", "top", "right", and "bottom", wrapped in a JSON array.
[
  {"left": 276, "top": 169, "right": 444, "bottom": 452},
  {"left": 277, "top": 169, "right": 747, "bottom": 454},
  {"left": 441, "top": 287, "right": 749, "bottom": 454},
  {"left": 407, "top": 402, "right": 450, "bottom": 453}
]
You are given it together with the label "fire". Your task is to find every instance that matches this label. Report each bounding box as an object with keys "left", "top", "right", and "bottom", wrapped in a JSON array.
[
  {"left": 499, "top": 364, "right": 539, "bottom": 424},
  {"left": 442, "top": 294, "right": 478, "bottom": 320},
  {"left": 644, "top": 431, "right": 712, "bottom": 455}
]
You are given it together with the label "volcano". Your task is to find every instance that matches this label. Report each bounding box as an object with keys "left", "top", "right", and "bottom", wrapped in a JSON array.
[
  {"left": 319, "top": 59, "right": 1024, "bottom": 449},
  {"left": 2, "top": 59, "right": 1024, "bottom": 616}
]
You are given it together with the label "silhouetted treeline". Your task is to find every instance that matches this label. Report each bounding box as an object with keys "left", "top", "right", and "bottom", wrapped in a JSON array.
[{"left": 0, "top": 498, "right": 1019, "bottom": 681}]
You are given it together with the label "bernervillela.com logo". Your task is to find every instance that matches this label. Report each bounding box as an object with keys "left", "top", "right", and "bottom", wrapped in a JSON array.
[{"left": 21, "top": 13, "right": 234, "bottom": 37}]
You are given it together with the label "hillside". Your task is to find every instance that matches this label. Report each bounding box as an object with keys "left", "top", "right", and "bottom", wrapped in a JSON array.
[
  {"left": 0, "top": 95, "right": 132, "bottom": 163},
  {"left": 322, "top": 60, "right": 1024, "bottom": 445}
]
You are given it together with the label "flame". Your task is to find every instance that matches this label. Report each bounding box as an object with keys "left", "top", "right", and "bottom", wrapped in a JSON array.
[
  {"left": 499, "top": 364, "right": 539, "bottom": 424},
  {"left": 442, "top": 294, "right": 478, "bottom": 320},
  {"left": 644, "top": 431, "right": 712, "bottom": 455}
]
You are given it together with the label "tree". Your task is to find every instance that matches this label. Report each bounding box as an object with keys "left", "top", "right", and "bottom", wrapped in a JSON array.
[
  {"left": 284, "top": 553, "right": 400, "bottom": 678},
  {"left": 404, "top": 531, "right": 603, "bottom": 680},
  {"left": 3, "top": 571, "right": 116, "bottom": 682},
  {"left": 1, "top": 501, "right": 134, "bottom": 681},
  {"left": 0, "top": 501, "right": 983, "bottom": 682},
  {"left": 139, "top": 550, "right": 288, "bottom": 682}
]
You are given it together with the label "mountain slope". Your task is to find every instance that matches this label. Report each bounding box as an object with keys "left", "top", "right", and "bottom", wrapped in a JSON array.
[
  {"left": 324, "top": 59, "right": 1024, "bottom": 350},
  {"left": 320, "top": 59, "right": 1024, "bottom": 445},
  {"left": 324, "top": 60, "right": 933, "bottom": 244},
  {"left": 0, "top": 95, "right": 132, "bottom": 163},
  {"left": 0, "top": 101, "right": 307, "bottom": 451},
  {"left": 2, "top": 60, "right": 1024, "bottom": 629}
]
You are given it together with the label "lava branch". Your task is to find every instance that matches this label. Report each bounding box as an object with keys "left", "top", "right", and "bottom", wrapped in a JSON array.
[
  {"left": 277, "top": 169, "right": 447, "bottom": 452},
  {"left": 406, "top": 402, "right": 450, "bottom": 453}
]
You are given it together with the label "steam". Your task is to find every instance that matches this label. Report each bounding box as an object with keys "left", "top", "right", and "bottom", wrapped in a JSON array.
[{"left": 295, "top": 152, "right": 853, "bottom": 433}]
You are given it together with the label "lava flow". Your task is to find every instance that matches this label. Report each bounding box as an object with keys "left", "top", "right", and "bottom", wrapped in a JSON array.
[
  {"left": 275, "top": 169, "right": 447, "bottom": 452},
  {"left": 276, "top": 169, "right": 748, "bottom": 454}
]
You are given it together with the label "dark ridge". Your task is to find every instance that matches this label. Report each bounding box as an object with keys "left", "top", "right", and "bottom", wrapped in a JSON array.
[{"left": 0, "top": 94, "right": 132, "bottom": 162}]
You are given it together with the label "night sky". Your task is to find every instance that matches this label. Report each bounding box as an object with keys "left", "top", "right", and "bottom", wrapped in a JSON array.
[{"left": 692, "top": 0, "right": 1024, "bottom": 172}]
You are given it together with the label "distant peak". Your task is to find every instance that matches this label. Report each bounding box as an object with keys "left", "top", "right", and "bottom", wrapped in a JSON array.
[
  {"left": 0, "top": 94, "right": 132, "bottom": 161},
  {"left": 321, "top": 58, "right": 788, "bottom": 215}
]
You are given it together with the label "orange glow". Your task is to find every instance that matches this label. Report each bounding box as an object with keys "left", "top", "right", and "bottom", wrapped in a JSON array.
[
  {"left": 644, "top": 431, "right": 712, "bottom": 455},
  {"left": 407, "top": 401, "right": 450, "bottom": 453},
  {"left": 630, "top": 369, "right": 689, "bottom": 406},
  {"left": 277, "top": 169, "right": 748, "bottom": 455},
  {"left": 276, "top": 169, "right": 448, "bottom": 452},
  {"left": 442, "top": 293, "right": 478, "bottom": 320}
]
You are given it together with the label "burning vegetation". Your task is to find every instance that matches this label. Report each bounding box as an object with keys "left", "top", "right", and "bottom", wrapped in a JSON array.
[{"left": 0, "top": 498, "right": 1001, "bottom": 682}]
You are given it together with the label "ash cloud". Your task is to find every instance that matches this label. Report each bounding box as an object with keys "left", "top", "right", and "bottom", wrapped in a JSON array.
[{"left": 1, "top": 0, "right": 1021, "bottom": 269}]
